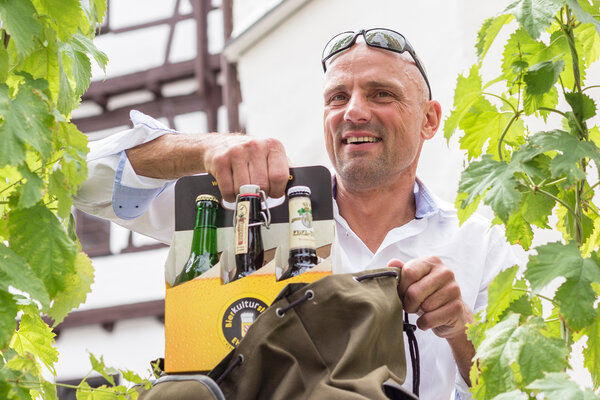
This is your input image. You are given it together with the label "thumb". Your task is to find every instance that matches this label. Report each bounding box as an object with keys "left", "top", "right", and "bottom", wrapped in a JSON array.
[{"left": 387, "top": 258, "right": 404, "bottom": 268}]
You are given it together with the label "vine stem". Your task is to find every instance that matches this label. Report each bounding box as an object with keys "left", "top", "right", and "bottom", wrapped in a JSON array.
[
  {"left": 497, "top": 112, "right": 520, "bottom": 161},
  {"left": 512, "top": 287, "right": 558, "bottom": 305},
  {"left": 8, "top": 380, "right": 130, "bottom": 394},
  {"left": 523, "top": 172, "right": 583, "bottom": 237},
  {"left": 582, "top": 85, "right": 600, "bottom": 92},
  {"left": 482, "top": 92, "right": 519, "bottom": 114}
]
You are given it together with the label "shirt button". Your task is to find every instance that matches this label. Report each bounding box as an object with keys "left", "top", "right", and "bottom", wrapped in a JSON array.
[{"left": 345, "top": 231, "right": 350, "bottom": 237}]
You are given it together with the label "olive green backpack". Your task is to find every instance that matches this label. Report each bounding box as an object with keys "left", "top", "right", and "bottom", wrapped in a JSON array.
[{"left": 139, "top": 267, "right": 419, "bottom": 400}]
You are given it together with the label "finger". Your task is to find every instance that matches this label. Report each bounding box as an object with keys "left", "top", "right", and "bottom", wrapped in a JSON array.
[
  {"left": 400, "top": 257, "right": 449, "bottom": 313},
  {"left": 416, "top": 300, "right": 470, "bottom": 338},
  {"left": 231, "top": 153, "right": 251, "bottom": 198},
  {"left": 387, "top": 258, "right": 404, "bottom": 268},
  {"left": 420, "top": 278, "right": 461, "bottom": 314},
  {"left": 248, "top": 143, "right": 270, "bottom": 195},
  {"left": 214, "top": 169, "right": 236, "bottom": 203},
  {"left": 266, "top": 139, "right": 290, "bottom": 199},
  {"left": 398, "top": 256, "right": 436, "bottom": 298}
]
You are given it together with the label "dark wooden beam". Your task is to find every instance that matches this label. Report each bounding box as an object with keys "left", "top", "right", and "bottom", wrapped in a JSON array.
[
  {"left": 83, "top": 56, "right": 221, "bottom": 100},
  {"left": 74, "top": 92, "right": 209, "bottom": 132},
  {"left": 54, "top": 299, "right": 165, "bottom": 332}
]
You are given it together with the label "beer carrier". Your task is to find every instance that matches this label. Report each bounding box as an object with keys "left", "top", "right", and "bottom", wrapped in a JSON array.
[{"left": 163, "top": 166, "right": 334, "bottom": 373}]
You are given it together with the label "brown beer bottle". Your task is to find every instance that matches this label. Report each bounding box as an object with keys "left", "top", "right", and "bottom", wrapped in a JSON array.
[
  {"left": 174, "top": 194, "right": 219, "bottom": 286},
  {"left": 280, "top": 185, "right": 318, "bottom": 280},
  {"left": 231, "top": 184, "right": 264, "bottom": 281}
]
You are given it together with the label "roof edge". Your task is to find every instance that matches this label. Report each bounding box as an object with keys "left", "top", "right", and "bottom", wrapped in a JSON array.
[{"left": 223, "top": 0, "right": 313, "bottom": 62}]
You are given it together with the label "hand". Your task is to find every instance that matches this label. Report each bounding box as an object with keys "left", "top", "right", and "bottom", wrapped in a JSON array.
[
  {"left": 389, "top": 256, "right": 473, "bottom": 339},
  {"left": 202, "top": 134, "right": 289, "bottom": 202}
]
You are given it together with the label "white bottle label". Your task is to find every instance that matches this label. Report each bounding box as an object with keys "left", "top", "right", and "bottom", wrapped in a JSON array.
[
  {"left": 288, "top": 196, "right": 316, "bottom": 250},
  {"left": 235, "top": 201, "right": 249, "bottom": 255}
]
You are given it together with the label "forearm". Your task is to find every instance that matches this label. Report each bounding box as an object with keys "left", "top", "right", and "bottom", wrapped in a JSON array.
[
  {"left": 126, "top": 132, "right": 226, "bottom": 179},
  {"left": 447, "top": 317, "right": 475, "bottom": 386}
]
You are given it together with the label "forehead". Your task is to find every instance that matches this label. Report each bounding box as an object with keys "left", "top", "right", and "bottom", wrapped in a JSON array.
[{"left": 323, "top": 43, "right": 416, "bottom": 88}]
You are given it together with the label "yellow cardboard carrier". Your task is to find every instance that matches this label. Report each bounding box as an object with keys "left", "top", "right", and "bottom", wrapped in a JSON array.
[{"left": 163, "top": 166, "right": 334, "bottom": 373}]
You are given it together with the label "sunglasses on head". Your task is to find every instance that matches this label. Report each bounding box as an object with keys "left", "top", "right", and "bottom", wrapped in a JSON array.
[{"left": 321, "top": 28, "right": 432, "bottom": 100}]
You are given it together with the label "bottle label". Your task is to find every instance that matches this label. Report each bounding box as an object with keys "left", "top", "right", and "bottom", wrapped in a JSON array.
[
  {"left": 235, "top": 201, "right": 250, "bottom": 255},
  {"left": 288, "top": 196, "right": 316, "bottom": 250}
]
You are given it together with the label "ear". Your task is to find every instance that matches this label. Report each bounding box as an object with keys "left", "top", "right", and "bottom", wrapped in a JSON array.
[{"left": 421, "top": 100, "right": 442, "bottom": 141}]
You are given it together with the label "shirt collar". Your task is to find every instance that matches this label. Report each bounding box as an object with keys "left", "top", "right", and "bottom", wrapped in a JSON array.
[{"left": 331, "top": 175, "right": 439, "bottom": 219}]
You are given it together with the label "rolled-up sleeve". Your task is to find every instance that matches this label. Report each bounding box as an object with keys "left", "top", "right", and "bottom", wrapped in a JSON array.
[{"left": 73, "top": 110, "right": 179, "bottom": 244}]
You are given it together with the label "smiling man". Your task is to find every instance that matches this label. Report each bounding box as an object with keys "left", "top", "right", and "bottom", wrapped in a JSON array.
[{"left": 74, "top": 28, "right": 521, "bottom": 400}]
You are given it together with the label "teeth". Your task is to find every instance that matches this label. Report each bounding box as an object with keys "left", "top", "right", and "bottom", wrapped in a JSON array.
[{"left": 345, "top": 136, "right": 380, "bottom": 144}]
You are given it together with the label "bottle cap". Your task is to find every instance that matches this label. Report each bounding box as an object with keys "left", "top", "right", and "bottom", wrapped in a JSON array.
[
  {"left": 196, "top": 194, "right": 219, "bottom": 203},
  {"left": 287, "top": 185, "right": 311, "bottom": 197},
  {"left": 239, "top": 184, "right": 261, "bottom": 195}
]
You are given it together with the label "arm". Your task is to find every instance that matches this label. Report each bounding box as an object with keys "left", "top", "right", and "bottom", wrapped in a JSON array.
[
  {"left": 74, "top": 110, "right": 290, "bottom": 242},
  {"left": 390, "top": 256, "right": 474, "bottom": 385},
  {"left": 126, "top": 131, "right": 290, "bottom": 202}
]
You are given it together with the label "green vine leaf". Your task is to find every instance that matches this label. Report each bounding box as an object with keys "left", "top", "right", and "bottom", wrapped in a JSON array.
[
  {"left": 458, "top": 98, "right": 525, "bottom": 160},
  {"left": 16, "top": 164, "right": 44, "bottom": 209},
  {"left": 444, "top": 64, "right": 484, "bottom": 143},
  {"left": 576, "top": 22, "right": 600, "bottom": 66},
  {"left": 526, "top": 242, "right": 600, "bottom": 330},
  {"left": 89, "top": 353, "right": 117, "bottom": 386},
  {"left": 0, "top": 243, "right": 49, "bottom": 310},
  {"left": 48, "top": 252, "right": 94, "bottom": 325},
  {"left": 0, "top": 80, "right": 53, "bottom": 166},
  {"left": 583, "top": 308, "right": 600, "bottom": 389},
  {"left": 30, "top": 0, "right": 85, "bottom": 42},
  {"left": 8, "top": 204, "right": 77, "bottom": 298},
  {"left": 477, "top": 14, "right": 515, "bottom": 59},
  {"left": 473, "top": 314, "right": 569, "bottom": 399},
  {"left": 565, "top": 0, "right": 600, "bottom": 36},
  {"left": 0, "top": 0, "right": 43, "bottom": 59},
  {"left": 505, "top": 211, "right": 534, "bottom": 250},
  {"left": 458, "top": 156, "right": 521, "bottom": 222},
  {"left": 503, "top": 0, "right": 564, "bottom": 39},
  {"left": 565, "top": 92, "right": 597, "bottom": 122},
  {"left": 487, "top": 266, "right": 528, "bottom": 322},
  {"left": 526, "top": 372, "right": 598, "bottom": 399},
  {"left": 524, "top": 60, "right": 565, "bottom": 95},
  {"left": 0, "top": 291, "right": 18, "bottom": 350},
  {"left": 528, "top": 130, "right": 600, "bottom": 184},
  {"left": 10, "top": 313, "right": 58, "bottom": 375}
]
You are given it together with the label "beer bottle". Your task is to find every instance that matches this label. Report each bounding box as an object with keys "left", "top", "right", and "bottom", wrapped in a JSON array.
[
  {"left": 280, "top": 185, "right": 318, "bottom": 280},
  {"left": 174, "top": 194, "right": 219, "bottom": 286},
  {"left": 231, "top": 184, "right": 264, "bottom": 281}
]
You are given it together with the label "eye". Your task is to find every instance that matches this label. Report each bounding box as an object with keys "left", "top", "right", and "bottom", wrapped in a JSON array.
[
  {"left": 375, "top": 90, "right": 393, "bottom": 98},
  {"left": 327, "top": 93, "right": 348, "bottom": 105}
]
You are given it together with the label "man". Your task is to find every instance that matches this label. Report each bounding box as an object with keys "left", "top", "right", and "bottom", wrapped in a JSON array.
[{"left": 74, "top": 29, "right": 520, "bottom": 399}]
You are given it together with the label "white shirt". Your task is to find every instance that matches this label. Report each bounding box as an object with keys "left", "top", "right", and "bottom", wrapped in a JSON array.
[{"left": 74, "top": 111, "right": 523, "bottom": 400}]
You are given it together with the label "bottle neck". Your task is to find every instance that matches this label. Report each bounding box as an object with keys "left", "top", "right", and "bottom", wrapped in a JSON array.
[
  {"left": 190, "top": 201, "right": 218, "bottom": 255},
  {"left": 239, "top": 194, "right": 262, "bottom": 224}
]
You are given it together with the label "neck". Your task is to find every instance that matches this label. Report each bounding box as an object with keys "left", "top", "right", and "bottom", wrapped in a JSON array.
[{"left": 335, "top": 175, "right": 417, "bottom": 253}]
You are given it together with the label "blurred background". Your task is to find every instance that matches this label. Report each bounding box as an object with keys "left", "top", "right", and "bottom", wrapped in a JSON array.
[{"left": 56, "top": 0, "right": 597, "bottom": 398}]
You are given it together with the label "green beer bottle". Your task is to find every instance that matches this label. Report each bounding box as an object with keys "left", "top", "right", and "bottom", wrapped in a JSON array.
[
  {"left": 280, "top": 185, "right": 318, "bottom": 280},
  {"left": 174, "top": 194, "right": 219, "bottom": 286}
]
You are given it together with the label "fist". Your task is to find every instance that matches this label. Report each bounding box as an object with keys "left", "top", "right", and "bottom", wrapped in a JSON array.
[{"left": 389, "top": 256, "right": 473, "bottom": 339}]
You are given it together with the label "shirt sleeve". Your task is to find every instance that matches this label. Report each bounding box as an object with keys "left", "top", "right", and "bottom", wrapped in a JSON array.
[{"left": 73, "top": 110, "right": 178, "bottom": 244}]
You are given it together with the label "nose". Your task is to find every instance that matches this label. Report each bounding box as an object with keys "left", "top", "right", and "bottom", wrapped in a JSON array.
[{"left": 343, "top": 93, "right": 371, "bottom": 123}]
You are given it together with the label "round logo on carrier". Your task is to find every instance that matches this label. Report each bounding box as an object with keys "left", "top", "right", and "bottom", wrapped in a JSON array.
[{"left": 220, "top": 297, "right": 268, "bottom": 348}]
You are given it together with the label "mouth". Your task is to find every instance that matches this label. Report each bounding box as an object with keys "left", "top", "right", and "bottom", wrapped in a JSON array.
[{"left": 342, "top": 136, "right": 382, "bottom": 145}]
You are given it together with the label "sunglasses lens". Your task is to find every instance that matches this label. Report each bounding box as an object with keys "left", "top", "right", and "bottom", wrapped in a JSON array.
[
  {"left": 322, "top": 32, "right": 355, "bottom": 61},
  {"left": 365, "top": 30, "right": 406, "bottom": 52}
]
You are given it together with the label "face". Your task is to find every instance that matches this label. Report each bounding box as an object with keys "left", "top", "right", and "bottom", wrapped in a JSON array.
[{"left": 322, "top": 43, "right": 435, "bottom": 192}]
